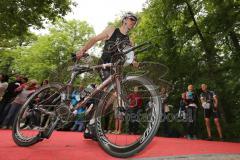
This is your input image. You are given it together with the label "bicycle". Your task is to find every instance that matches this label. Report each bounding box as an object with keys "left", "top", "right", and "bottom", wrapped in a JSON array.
[{"left": 12, "top": 41, "right": 162, "bottom": 158}]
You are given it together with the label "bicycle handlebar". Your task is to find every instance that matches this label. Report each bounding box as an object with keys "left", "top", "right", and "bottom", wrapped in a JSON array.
[
  {"left": 72, "top": 41, "right": 151, "bottom": 62},
  {"left": 122, "top": 41, "right": 152, "bottom": 55},
  {"left": 70, "top": 41, "right": 152, "bottom": 72},
  {"left": 71, "top": 53, "right": 89, "bottom": 63}
]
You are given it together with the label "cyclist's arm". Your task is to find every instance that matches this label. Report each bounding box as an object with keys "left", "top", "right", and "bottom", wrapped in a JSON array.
[{"left": 76, "top": 26, "right": 115, "bottom": 58}]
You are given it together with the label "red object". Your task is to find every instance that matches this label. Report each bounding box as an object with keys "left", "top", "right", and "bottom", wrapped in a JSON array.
[
  {"left": 15, "top": 83, "right": 27, "bottom": 92},
  {"left": 1, "top": 130, "right": 240, "bottom": 160},
  {"left": 127, "top": 93, "right": 142, "bottom": 108}
]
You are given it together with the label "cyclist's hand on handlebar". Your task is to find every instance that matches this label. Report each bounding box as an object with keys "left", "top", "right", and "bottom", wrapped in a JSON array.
[{"left": 76, "top": 49, "right": 86, "bottom": 60}]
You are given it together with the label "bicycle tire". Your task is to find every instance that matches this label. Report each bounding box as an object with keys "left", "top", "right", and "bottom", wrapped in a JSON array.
[
  {"left": 12, "top": 83, "right": 62, "bottom": 147},
  {"left": 95, "top": 76, "right": 162, "bottom": 158}
]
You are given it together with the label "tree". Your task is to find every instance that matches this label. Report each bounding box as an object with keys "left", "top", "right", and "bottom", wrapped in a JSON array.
[
  {"left": 0, "top": 0, "right": 74, "bottom": 40},
  {"left": 12, "top": 19, "right": 95, "bottom": 82},
  {"left": 132, "top": 0, "right": 240, "bottom": 139}
]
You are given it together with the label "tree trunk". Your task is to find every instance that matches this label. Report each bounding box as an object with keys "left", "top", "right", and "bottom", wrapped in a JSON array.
[
  {"left": 185, "top": 1, "right": 215, "bottom": 77},
  {"left": 229, "top": 30, "right": 240, "bottom": 53},
  {"left": 185, "top": 1, "right": 209, "bottom": 53}
]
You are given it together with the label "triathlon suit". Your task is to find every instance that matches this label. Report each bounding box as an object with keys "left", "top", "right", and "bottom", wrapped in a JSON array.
[
  {"left": 200, "top": 91, "right": 220, "bottom": 118},
  {"left": 99, "top": 28, "right": 131, "bottom": 81}
]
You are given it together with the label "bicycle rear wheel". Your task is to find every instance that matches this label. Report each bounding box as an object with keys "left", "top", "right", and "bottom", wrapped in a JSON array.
[
  {"left": 95, "top": 76, "right": 161, "bottom": 158},
  {"left": 12, "top": 84, "right": 62, "bottom": 146}
]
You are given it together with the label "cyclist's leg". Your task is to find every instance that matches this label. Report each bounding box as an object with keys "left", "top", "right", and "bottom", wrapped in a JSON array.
[{"left": 84, "top": 58, "right": 113, "bottom": 140}]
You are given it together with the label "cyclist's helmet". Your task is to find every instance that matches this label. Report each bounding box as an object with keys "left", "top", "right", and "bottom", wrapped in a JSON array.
[{"left": 122, "top": 12, "right": 138, "bottom": 23}]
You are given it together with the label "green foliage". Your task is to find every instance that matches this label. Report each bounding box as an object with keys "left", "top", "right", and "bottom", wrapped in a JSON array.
[
  {"left": 0, "top": 50, "right": 15, "bottom": 74},
  {"left": 132, "top": 0, "right": 240, "bottom": 140},
  {"left": 0, "top": 0, "right": 74, "bottom": 39},
  {"left": 8, "top": 20, "right": 95, "bottom": 82}
]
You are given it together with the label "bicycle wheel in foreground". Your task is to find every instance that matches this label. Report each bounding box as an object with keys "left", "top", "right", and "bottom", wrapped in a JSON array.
[{"left": 95, "top": 76, "right": 162, "bottom": 158}]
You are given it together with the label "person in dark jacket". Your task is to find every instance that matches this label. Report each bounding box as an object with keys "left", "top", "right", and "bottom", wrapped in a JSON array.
[{"left": 183, "top": 84, "right": 198, "bottom": 140}]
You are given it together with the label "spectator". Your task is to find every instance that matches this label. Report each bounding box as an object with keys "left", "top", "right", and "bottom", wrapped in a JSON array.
[
  {"left": 160, "top": 87, "right": 170, "bottom": 137},
  {"left": 200, "top": 84, "right": 223, "bottom": 141},
  {"left": 14, "top": 76, "right": 28, "bottom": 92},
  {"left": 177, "top": 93, "right": 188, "bottom": 138},
  {"left": 183, "top": 84, "right": 198, "bottom": 140},
  {"left": 112, "top": 99, "right": 124, "bottom": 134},
  {"left": 103, "top": 108, "right": 114, "bottom": 133},
  {"left": 1, "top": 79, "right": 38, "bottom": 129},
  {"left": 40, "top": 79, "right": 49, "bottom": 87},
  {"left": 70, "top": 85, "right": 86, "bottom": 132},
  {"left": 0, "top": 73, "right": 9, "bottom": 102},
  {"left": 0, "top": 75, "right": 22, "bottom": 124},
  {"left": 71, "top": 107, "right": 86, "bottom": 132},
  {"left": 178, "top": 93, "right": 187, "bottom": 120},
  {"left": 71, "top": 85, "right": 85, "bottom": 107},
  {"left": 127, "top": 86, "right": 142, "bottom": 134}
]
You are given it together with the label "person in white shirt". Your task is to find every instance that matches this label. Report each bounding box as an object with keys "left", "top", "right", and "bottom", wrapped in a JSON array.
[{"left": 0, "top": 74, "right": 9, "bottom": 101}]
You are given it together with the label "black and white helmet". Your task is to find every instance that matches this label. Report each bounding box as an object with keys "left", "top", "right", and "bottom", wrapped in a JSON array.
[{"left": 122, "top": 12, "right": 138, "bottom": 22}]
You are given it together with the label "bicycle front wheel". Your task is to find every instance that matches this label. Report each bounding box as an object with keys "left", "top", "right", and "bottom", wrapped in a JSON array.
[{"left": 95, "top": 76, "right": 162, "bottom": 158}]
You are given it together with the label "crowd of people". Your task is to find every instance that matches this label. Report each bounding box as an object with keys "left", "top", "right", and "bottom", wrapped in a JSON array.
[
  {"left": 69, "top": 84, "right": 143, "bottom": 136},
  {"left": 0, "top": 73, "right": 143, "bottom": 136},
  {"left": 0, "top": 73, "right": 224, "bottom": 141},
  {"left": 0, "top": 74, "right": 49, "bottom": 129},
  {"left": 161, "top": 84, "right": 224, "bottom": 141}
]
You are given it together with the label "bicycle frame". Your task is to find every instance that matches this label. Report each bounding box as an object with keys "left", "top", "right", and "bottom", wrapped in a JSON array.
[
  {"left": 66, "top": 62, "right": 123, "bottom": 112},
  {"left": 61, "top": 40, "right": 152, "bottom": 113}
]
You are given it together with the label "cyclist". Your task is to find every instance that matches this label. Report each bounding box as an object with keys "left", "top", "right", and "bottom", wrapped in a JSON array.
[
  {"left": 76, "top": 12, "right": 139, "bottom": 80},
  {"left": 75, "top": 12, "right": 139, "bottom": 140}
]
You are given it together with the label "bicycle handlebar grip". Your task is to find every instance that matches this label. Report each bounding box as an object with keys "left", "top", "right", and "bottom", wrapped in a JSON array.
[{"left": 71, "top": 53, "right": 89, "bottom": 62}]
